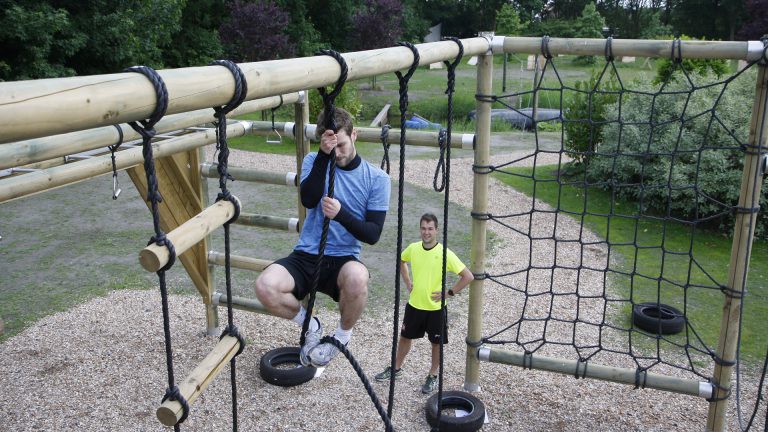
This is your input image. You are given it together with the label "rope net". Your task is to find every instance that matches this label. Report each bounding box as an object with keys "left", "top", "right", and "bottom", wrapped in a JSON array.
[{"left": 476, "top": 49, "right": 766, "bottom": 424}]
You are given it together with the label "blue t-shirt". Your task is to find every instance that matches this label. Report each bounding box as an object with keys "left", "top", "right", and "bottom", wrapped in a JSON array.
[{"left": 295, "top": 152, "right": 390, "bottom": 258}]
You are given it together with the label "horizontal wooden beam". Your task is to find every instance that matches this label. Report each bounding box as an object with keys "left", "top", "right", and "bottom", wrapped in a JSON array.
[
  {"left": 208, "top": 251, "right": 272, "bottom": 272},
  {"left": 233, "top": 212, "right": 300, "bottom": 232},
  {"left": 201, "top": 163, "right": 296, "bottom": 187},
  {"left": 0, "top": 38, "right": 490, "bottom": 143},
  {"left": 0, "top": 122, "right": 250, "bottom": 204},
  {"left": 212, "top": 292, "right": 270, "bottom": 315},
  {"left": 0, "top": 94, "right": 299, "bottom": 171},
  {"left": 140, "top": 198, "right": 239, "bottom": 272},
  {"left": 478, "top": 346, "right": 713, "bottom": 398},
  {"left": 156, "top": 335, "right": 241, "bottom": 426}
]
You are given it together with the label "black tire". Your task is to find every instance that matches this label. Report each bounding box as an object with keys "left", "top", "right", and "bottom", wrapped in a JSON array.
[
  {"left": 632, "top": 302, "right": 685, "bottom": 335},
  {"left": 259, "top": 347, "right": 316, "bottom": 387},
  {"left": 425, "top": 390, "right": 486, "bottom": 432}
]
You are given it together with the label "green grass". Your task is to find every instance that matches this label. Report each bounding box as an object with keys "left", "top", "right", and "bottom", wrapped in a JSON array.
[{"left": 494, "top": 164, "right": 768, "bottom": 362}]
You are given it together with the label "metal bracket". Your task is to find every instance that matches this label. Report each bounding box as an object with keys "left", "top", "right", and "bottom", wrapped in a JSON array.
[{"left": 478, "top": 31, "right": 495, "bottom": 55}]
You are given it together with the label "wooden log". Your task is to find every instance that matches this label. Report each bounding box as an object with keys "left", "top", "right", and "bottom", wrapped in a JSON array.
[
  {"left": 208, "top": 251, "right": 272, "bottom": 272},
  {"left": 479, "top": 347, "right": 712, "bottom": 398},
  {"left": 156, "top": 335, "right": 241, "bottom": 426},
  {"left": 233, "top": 212, "right": 299, "bottom": 232},
  {"left": 200, "top": 163, "right": 296, "bottom": 186},
  {"left": 294, "top": 92, "right": 310, "bottom": 229},
  {"left": 0, "top": 94, "right": 297, "bottom": 171},
  {"left": 0, "top": 38, "right": 489, "bottom": 143},
  {"left": 251, "top": 120, "right": 475, "bottom": 149},
  {"left": 464, "top": 51, "right": 493, "bottom": 393},
  {"left": 0, "top": 122, "right": 250, "bottom": 204},
  {"left": 139, "top": 198, "right": 239, "bottom": 272},
  {"left": 370, "top": 103, "right": 391, "bottom": 127},
  {"left": 212, "top": 292, "right": 270, "bottom": 315}
]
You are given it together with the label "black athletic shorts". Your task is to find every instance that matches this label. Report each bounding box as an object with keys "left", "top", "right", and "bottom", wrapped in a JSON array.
[
  {"left": 401, "top": 303, "right": 448, "bottom": 344},
  {"left": 273, "top": 250, "right": 361, "bottom": 302}
]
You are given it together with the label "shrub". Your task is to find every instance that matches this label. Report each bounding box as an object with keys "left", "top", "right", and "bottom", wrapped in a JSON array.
[
  {"left": 563, "top": 70, "right": 620, "bottom": 164},
  {"left": 308, "top": 83, "right": 363, "bottom": 124}
]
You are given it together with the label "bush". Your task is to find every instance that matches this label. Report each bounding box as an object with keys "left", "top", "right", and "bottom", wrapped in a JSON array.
[
  {"left": 563, "top": 70, "right": 620, "bottom": 164},
  {"left": 308, "top": 83, "right": 363, "bottom": 124},
  {"left": 585, "top": 68, "right": 767, "bottom": 238}
]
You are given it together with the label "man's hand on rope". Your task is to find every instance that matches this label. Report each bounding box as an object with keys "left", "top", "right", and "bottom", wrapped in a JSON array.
[
  {"left": 321, "top": 196, "right": 341, "bottom": 219},
  {"left": 319, "top": 129, "right": 338, "bottom": 155}
]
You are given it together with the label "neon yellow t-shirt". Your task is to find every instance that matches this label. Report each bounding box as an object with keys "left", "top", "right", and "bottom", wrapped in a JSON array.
[{"left": 401, "top": 241, "right": 466, "bottom": 311}]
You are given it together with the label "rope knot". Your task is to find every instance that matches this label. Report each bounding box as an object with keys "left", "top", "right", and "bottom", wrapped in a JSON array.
[
  {"left": 221, "top": 325, "right": 246, "bottom": 356},
  {"left": 162, "top": 385, "right": 190, "bottom": 424}
]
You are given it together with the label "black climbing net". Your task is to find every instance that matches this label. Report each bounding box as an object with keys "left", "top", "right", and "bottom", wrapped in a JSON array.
[{"left": 474, "top": 38, "right": 768, "bottom": 429}]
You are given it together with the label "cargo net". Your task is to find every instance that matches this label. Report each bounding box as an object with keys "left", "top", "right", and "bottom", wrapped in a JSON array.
[{"left": 474, "top": 42, "right": 767, "bottom": 428}]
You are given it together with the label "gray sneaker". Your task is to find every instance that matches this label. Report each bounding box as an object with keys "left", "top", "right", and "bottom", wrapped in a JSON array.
[
  {"left": 299, "top": 317, "right": 322, "bottom": 367},
  {"left": 309, "top": 336, "right": 347, "bottom": 367},
  {"left": 421, "top": 374, "right": 437, "bottom": 394},
  {"left": 374, "top": 366, "right": 402, "bottom": 382}
]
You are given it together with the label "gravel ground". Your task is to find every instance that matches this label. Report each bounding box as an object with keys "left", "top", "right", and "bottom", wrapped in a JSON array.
[{"left": 1, "top": 149, "right": 764, "bottom": 431}]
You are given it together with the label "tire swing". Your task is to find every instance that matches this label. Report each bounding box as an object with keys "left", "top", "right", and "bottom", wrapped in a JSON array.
[
  {"left": 259, "top": 49, "right": 348, "bottom": 388},
  {"left": 422, "top": 37, "right": 485, "bottom": 432},
  {"left": 425, "top": 390, "right": 486, "bottom": 432},
  {"left": 632, "top": 302, "right": 685, "bottom": 335}
]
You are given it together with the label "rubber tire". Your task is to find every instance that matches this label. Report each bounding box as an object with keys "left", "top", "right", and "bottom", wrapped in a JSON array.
[
  {"left": 259, "top": 346, "right": 316, "bottom": 387},
  {"left": 632, "top": 302, "right": 685, "bottom": 335},
  {"left": 425, "top": 390, "right": 485, "bottom": 432}
]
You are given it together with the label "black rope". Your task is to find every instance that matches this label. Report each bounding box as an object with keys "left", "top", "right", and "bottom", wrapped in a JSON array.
[
  {"left": 301, "top": 49, "right": 349, "bottom": 346},
  {"left": 270, "top": 94, "right": 284, "bottom": 138},
  {"left": 604, "top": 36, "right": 614, "bottom": 62},
  {"left": 209, "top": 58, "right": 248, "bottom": 432},
  {"left": 380, "top": 124, "right": 392, "bottom": 173},
  {"left": 671, "top": 37, "right": 683, "bottom": 64},
  {"left": 433, "top": 37, "right": 463, "bottom": 432},
  {"left": 387, "top": 40, "right": 420, "bottom": 420},
  {"left": 124, "top": 65, "right": 186, "bottom": 430},
  {"left": 541, "top": 35, "right": 553, "bottom": 60},
  {"left": 108, "top": 124, "right": 124, "bottom": 200},
  {"left": 433, "top": 128, "right": 448, "bottom": 191}
]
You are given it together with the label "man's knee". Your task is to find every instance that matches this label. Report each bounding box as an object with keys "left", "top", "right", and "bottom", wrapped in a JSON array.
[
  {"left": 255, "top": 267, "right": 288, "bottom": 304},
  {"left": 339, "top": 262, "right": 369, "bottom": 296}
]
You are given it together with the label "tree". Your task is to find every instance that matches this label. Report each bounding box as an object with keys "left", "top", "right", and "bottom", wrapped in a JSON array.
[
  {"left": 669, "top": 0, "right": 746, "bottom": 41},
  {"left": 348, "top": 0, "right": 404, "bottom": 51},
  {"left": 276, "top": 0, "right": 323, "bottom": 57},
  {"left": 572, "top": 3, "right": 605, "bottom": 65},
  {"left": 653, "top": 35, "right": 729, "bottom": 85},
  {"left": 306, "top": 0, "right": 356, "bottom": 50},
  {"left": 165, "top": 0, "right": 226, "bottom": 68},
  {"left": 220, "top": 0, "right": 295, "bottom": 62},
  {"left": 496, "top": 3, "right": 527, "bottom": 36},
  {"left": 736, "top": 0, "right": 768, "bottom": 40}
]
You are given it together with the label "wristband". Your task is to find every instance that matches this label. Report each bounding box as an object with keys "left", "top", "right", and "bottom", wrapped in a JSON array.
[{"left": 448, "top": 289, "right": 455, "bottom": 297}]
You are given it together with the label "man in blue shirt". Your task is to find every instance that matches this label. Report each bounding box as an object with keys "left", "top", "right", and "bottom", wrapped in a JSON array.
[{"left": 255, "top": 107, "right": 391, "bottom": 367}]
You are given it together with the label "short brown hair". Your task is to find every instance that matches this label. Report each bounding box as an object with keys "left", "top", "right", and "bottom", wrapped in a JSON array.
[
  {"left": 420, "top": 213, "right": 438, "bottom": 227},
  {"left": 316, "top": 107, "right": 355, "bottom": 137}
]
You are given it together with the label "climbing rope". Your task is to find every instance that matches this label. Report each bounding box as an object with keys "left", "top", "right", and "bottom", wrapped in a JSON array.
[
  {"left": 209, "top": 58, "right": 248, "bottom": 432},
  {"left": 380, "top": 124, "right": 392, "bottom": 173},
  {"left": 433, "top": 36, "right": 464, "bottom": 432},
  {"left": 300, "top": 48, "right": 348, "bottom": 345},
  {"left": 123, "top": 65, "right": 186, "bottom": 430},
  {"left": 385, "top": 41, "right": 420, "bottom": 420}
]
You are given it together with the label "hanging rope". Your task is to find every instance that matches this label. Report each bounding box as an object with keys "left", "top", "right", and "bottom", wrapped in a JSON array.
[
  {"left": 123, "top": 65, "right": 187, "bottom": 430},
  {"left": 386, "top": 41, "right": 420, "bottom": 419},
  {"left": 379, "top": 124, "right": 392, "bottom": 173},
  {"left": 433, "top": 128, "right": 447, "bottom": 191},
  {"left": 209, "top": 58, "right": 248, "bottom": 432},
  {"left": 432, "top": 36, "right": 464, "bottom": 432},
  {"left": 300, "top": 49, "right": 348, "bottom": 346},
  {"left": 108, "top": 124, "right": 124, "bottom": 199}
]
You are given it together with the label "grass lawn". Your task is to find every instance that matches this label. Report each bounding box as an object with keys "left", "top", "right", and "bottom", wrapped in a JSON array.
[{"left": 494, "top": 164, "right": 768, "bottom": 363}]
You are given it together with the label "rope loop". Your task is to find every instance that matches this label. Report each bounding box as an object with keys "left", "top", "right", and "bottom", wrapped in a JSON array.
[
  {"left": 221, "top": 324, "right": 246, "bottom": 357},
  {"left": 634, "top": 367, "right": 648, "bottom": 389},
  {"left": 472, "top": 163, "right": 495, "bottom": 174},
  {"left": 442, "top": 36, "right": 464, "bottom": 95},
  {"left": 540, "top": 35, "right": 553, "bottom": 60},
  {"left": 316, "top": 49, "right": 349, "bottom": 132},
  {"left": 523, "top": 351, "right": 533, "bottom": 369},
  {"left": 149, "top": 234, "right": 177, "bottom": 272},
  {"left": 465, "top": 337, "right": 484, "bottom": 349},
  {"left": 706, "top": 378, "right": 732, "bottom": 402},
  {"left": 209, "top": 60, "right": 248, "bottom": 116},
  {"left": 574, "top": 359, "right": 588, "bottom": 379},
  {"left": 671, "top": 37, "right": 683, "bottom": 64},
  {"left": 162, "top": 385, "right": 190, "bottom": 424},
  {"left": 123, "top": 65, "right": 169, "bottom": 132},
  {"left": 394, "top": 42, "right": 420, "bottom": 115},
  {"left": 216, "top": 193, "right": 241, "bottom": 225},
  {"left": 604, "top": 36, "right": 614, "bottom": 62},
  {"left": 108, "top": 124, "right": 124, "bottom": 200},
  {"left": 433, "top": 128, "right": 448, "bottom": 192},
  {"left": 380, "top": 124, "right": 391, "bottom": 173},
  {"left": 270, "top": 94, "right": 284, "bottom": 132},
  {"left": 470, "top": 211, "right": 492, "bottom": 221},
  {"left": 475, "top": 93, "right": 497, "bottom": 103}
]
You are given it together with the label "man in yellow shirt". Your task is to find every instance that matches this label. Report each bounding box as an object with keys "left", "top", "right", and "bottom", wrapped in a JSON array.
[{"left": 374, "top": 213, "right": 474, "bottom": 393}]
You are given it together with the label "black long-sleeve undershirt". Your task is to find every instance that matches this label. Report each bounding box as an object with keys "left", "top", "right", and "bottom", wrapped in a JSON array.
[{"left": 300, "top": 152, "right": 386, "bottom": 245}]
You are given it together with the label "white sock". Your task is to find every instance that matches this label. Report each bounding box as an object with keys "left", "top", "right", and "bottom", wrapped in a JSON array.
[
  {"left": 334, "top": 324, "right": 352, "bottom": 345},
  {"left": 291, "top": 307, "right": 319, "bottom": 331}
]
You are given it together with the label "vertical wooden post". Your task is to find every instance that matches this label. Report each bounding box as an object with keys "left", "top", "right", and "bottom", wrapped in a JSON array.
[
  {"left": 198, "top": 146, "right": 218, "bottom": 336},
  {"left": 706, "top": 64, "right": 768, "bottom": 431},
  {"left": 295, "top": 91, "right": 310, "bottom": 230},
  {"left": 464, "top": 46, "right": 494, "bottom": 392}
]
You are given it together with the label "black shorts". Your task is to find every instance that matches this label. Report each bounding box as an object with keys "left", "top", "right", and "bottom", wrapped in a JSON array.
[
  {"left": 401, "top": 303, "right": 448, "bottom": 344},
  {"left": 273, "top": 250, "right": 361, "bottom": 302}
]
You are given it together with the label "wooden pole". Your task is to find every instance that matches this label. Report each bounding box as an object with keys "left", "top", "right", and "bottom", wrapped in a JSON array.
[
  {"left": 139, "top": 198, "right": 239, "bottom": 272},
  {"left": 0, "top": 122, "right": 250, "bottom": 204},
  {"left": 464, "top": 47, "right": 493, "bottom": 393},
  {"left": 200, "top": 163, "right": 296, "bottom": 186},
  {"left": 295, "top": 91, "right": 310, "bottom": 230},
  {"left": 0, "top": 38, "right": 489, "bottom": 144},
  {"left": 0, "top": 94, "right": 297, "bottom": 171},
  {"left": 479, "top": 347, "right": 713, "bottom": 398},
  {"left": 233, "top": 212, "right": 299, "bottom": 233},
  {"left": 251, "top": 120, "right": 474, "bottom": 149},
  {"left": 156, "top": 335, "right": 241, "bottom": 426},
  {"left": 208, "top": 251, "right": 272, "bottom": 272},
  {"left": 212, "top": 292, "right": 270, "bottom": 315},
  {"left": 199, "top": 146, "right": 219, "bottom": 336},
  {"left": 706, "top": 64, "right": 768, "bottom": 431}
]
